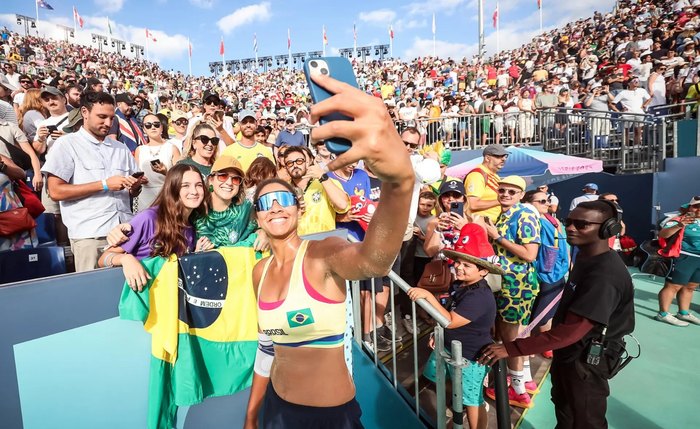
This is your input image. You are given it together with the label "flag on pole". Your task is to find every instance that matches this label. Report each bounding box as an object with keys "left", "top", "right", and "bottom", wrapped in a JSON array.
[
  {"left": 219, "top": 37, "right": 225, "bottom": 56},
  {"left": 323, "top": 26, "right": 328, "bottom": 45},
  {"left": 146, "top": 29, "right": 157, "bottom": 42},
  {"left": 353, "top": 23, "right": 357, "bottom": 42},
  {"left": 107, "top": 18, "right": 113, "bottom": 35},
  {"left": 188, "top": 40, "right": 192, "bottom": 58},
  {"left": 538, "top": 0, "right": 542, "bottom": 9},
  {"left": 73, "top": 6, "right": 84, "bottom": 28},
  {"left": 432, "top": 13, "right": 436, "bottom": 35},
  {"left": 389, "top": 25, "right": 394, "bottom": 40},
  {"left": 36, "top": 0, "right": 53, "bottom": 10},
  {"left": 287, "top": 28, "right": 291, "bottom": 50},
  {"left": 253, "top": 33, "right": 258, "bottom": 53},
  {"left": 493, "top": 6, "right": 499, "bottom": 29}
]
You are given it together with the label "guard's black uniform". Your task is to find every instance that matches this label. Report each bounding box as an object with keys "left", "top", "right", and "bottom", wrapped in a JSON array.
[{"left": 550, "top": 250, "right": 635, "bottom": 429}]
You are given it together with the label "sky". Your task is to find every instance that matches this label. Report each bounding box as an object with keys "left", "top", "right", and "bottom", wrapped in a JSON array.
[{"left": 1, "top": 0, "right": 616, "bottom": 76}]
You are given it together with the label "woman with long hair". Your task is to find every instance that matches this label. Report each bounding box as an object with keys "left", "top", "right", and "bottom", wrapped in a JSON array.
[
  {"left": 18, "top": 88, "right": 47, "bottom": 142},
  {"left": 97, "top": 164, "right": 212, "bottom": 288},
  {"left": 245, "top": 74, "right": 413, "bottom": 428},
  {"left": 177, "top": 123, "right": 218, "bottom": 178},
  {"left": 134, "top": 113, "right": 181, "bottom": 210}
]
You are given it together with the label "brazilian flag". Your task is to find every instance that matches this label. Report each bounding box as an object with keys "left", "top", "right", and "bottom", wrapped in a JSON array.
[{"left": 119, "top": 247, "right": 259, "bottom": 429}]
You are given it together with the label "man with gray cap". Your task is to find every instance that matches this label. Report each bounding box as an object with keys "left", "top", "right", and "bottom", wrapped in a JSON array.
[
  {"left": 464, "top": 143, "right": 509, "bottom": 222},
  {"left": 274, "top": 116, "right": 305, "bottom": 148},
  {"left": 221, "top": 109, "right": 273, "bottom": 172}
]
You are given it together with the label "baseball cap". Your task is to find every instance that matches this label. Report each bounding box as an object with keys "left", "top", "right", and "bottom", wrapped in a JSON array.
[
  {"left": 115, "top": 93, "right": 134, "bottom": 105},
  {"left": 202, "top": 90, "right": 220, "bottom": 104},
  {"left": 210, "top": 156, "right": 244, "bottom": 175},
  {"left": 171, "top": 110, "right": 188, "bottom": 122},
  {"left": 238, "top": 109, "right": 256, "bottom": 122},
  {"left": 584, "top": 183, "right": 599, "bottom": 191},
  {"left": 438, "top": 179, "right": 466, "bottom": 196},
  {"left": 688, "top": 196, "right": 700, "bottom": 206},
  {"left": 499, "top": 176, "right": 526, "bottom": 191},
  {"left": 40, "top": 86, "right": 64, "bottom": 98},
  {"left": 483, "top": 144, "right": 509, "bottom": 157}
]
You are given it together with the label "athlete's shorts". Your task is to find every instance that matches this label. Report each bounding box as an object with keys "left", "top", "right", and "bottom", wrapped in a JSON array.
[
  {"left": 422, "top": 350, "right": 489, "bottom": 407},
  {"left": 668, "top": 254, "right": 700, "bottom": 285},
  {"left": 262, "top": 382, "right": 364, "bottom": 429},
  {"left": 496, "top": 270, "right": 538, "bottom": 325}
]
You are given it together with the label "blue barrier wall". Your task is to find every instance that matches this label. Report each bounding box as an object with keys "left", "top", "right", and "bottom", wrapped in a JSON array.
[{"left": 0, "top": 265, "right": 424, "bottom": 429}]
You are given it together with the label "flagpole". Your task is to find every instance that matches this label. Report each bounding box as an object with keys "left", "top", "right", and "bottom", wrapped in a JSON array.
[
  {"left": 287, "top": 28, "right": 291, "bottom": 71},
  {"left": 539, "top": 1, "right": 543, "bottom": 34},
  {"left": 254, "top": 34, "right": 259, "bottom": 69},
  {"left": 389, "top": 25, "right": 393, "bottom": 58},
  {"left": 73, "top": 7, "right": 76, "bottom": 33},
  {"left": 496, "top": 2, "right": 500, "bottom": 55},
  {"left": 478, "top": 0, "right": 484, "bottom": 60},
  {"left": 432, "top": 13, "right": 436, "bottom": 57},
  {"left": 353, "top": 22, "right": 357, "bottom": 55},
  {"left": 221, "top": 36, "right": 225, "bottom": 75},
  {"left": 35, "top": 0, "right": 40, "bottom": 28},
  {"left": 188, "top": 37, "right": 192, "bottom": 77},
  {"left": 322, "top": 25, "right": 326, "bottom": 56}
]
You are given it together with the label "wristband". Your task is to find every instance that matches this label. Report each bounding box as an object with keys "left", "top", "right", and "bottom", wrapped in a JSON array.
[
  {"left": 319, "top": 173, "right": 329, "bottom": 183},
  {"left": 101, "top": 179, "right": 109, "bottom": 192},
  {"left": 495, "top": 236, "right": 504, "bottom": 244}
]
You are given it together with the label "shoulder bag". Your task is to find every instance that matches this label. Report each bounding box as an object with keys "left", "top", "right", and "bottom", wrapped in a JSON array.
[
  {"left": 417, "top": 258, "right": 452, "bottom": 293},
  {"left": 0, "top": 207, "right": 36, "bottom": 236},
  {"left": 0, "top": 134, "right": 32, "bottom": 171}
]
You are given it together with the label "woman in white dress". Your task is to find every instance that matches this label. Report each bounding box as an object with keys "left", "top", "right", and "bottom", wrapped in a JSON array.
[
  {"left": 517, "top": 89, "right": 536, "bottom": 143},
  {"left": 134, "top": 113, "right": 182, "bottom": 211}
]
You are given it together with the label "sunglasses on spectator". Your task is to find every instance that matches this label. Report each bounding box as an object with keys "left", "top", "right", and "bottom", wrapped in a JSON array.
[
  {"left": 174, "top": 119, "right": 189, "bottom": 126},
  {"left": 403, "top": 140, "right": 420, "bottom": 149},
  {"left": 255, "top": 190, "right": 298, "bottom": 212},
  {"left": 498, "top": 188, "right": 520, "bottom": 196},
  {"left": 20, "top": 80, "right": 32, "bottom": 84},
  {"left": 204, "top": 100, "right": 218, "bottom": 106},
  {"left": 285, "top": 158, "right": 306, "bottom": 168},
  {"left": 195, "top": 135, "right": 219, "bottom": 146},
  {"left": 532, "top": 199, "right": 549, "bottom": 204},
  {"left": 143, "top": 122, "right": 162, "bottom": 129},
  {"left": 212, "top": 172, "right": 243, "bottom": 185},
  {"left": 564, "top": 218, "right": 603, "bottom": 229}
]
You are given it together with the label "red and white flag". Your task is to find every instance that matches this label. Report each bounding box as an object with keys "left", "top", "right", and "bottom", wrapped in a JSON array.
[
  {"left": 353, "top": 23, "right": 357, "bottom": 42},
  {"left": 538, "top": 0, "right": 542, "bottom": 9},
  {"left": 389, "top": 25, "right": 394, "bottom": 40},
  {"left": 145, "top": 29, "right": 157, "bottom": 42},
  {"left": 493, "top": 5, "right": 499, "bottom": 29},
  {"left": 189, "top": 40, "right": 192, "bottom": 58},
  {"left": 323, "top": 26, "right": 328, "bottom": 45},
  {"left": 287, "top": 28, "right": 291, "bottom": 50},
  {"left": 73, "top": 6, "right": 84, "bottom": 28},
  {"left": 219, "top": 37, "right": 225, "bottom": 56}
]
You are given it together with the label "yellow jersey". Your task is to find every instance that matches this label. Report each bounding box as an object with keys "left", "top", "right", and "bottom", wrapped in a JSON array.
[
  {"left": 464, "top": 164, "right": 501, "bottom": 222},
  {"left": 221, "top": 142, "right": 274, "bottom": 173}
]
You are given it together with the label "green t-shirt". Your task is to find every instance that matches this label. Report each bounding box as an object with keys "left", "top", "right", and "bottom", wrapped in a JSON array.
[
  {"left": 194, "top": 201, "right": 258, "bottom": 248},
  {"left": 177, "top": 157, "right": 212, "bottom": 180},
  {"left": 665, "top": 218, "right": 700, "bottom": 255}
]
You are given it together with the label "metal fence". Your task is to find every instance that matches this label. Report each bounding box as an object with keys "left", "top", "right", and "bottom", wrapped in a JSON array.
[{"left": 396, "top": 101, "right": 698, "bottom": 174}]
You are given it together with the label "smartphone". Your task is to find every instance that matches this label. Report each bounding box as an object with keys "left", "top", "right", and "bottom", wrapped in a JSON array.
[
  {"left": 46, "top": 125, "right": 58, "bottom": 133},
  {"left": 214, "top": 110, "right": 224, "bottom": 121},
  {"left": 450, "top": 201, "right": 464, "bottom": 215},
  {"left": 303, "top": 57, "right": 359, "bottom": 154},
  {"left": 150, "top": 159, "right": 162, "bottom": 167},
  {"left": 131, "top": 172, "right": 145, "bottom": 179}
]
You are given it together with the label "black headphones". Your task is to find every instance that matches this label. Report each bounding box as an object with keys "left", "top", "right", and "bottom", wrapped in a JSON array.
[{"left": 598, "top": 199, "right": 624, "bottom": 239}]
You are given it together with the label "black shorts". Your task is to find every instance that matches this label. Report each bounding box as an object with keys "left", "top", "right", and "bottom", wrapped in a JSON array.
[
  {"left": 262, "top": 382, "right": 364, "bottom": 429},
  {"left": 359, "top": 278, "right": 386, "bottom": 293}
]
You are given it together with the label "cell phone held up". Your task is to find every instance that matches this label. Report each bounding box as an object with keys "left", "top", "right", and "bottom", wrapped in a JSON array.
[
  {"left": 450, "top": 201, "right": 464, "bottom": 216},
  {"left": 131, "top": 171, "right": 145, "bottom": 179},
  {"left": 303, "top": 57, "right": 359, "bottom": 155}
]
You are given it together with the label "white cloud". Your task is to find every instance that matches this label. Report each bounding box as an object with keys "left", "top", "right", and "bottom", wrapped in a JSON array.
[
  {"left": 358, "top": 9, "right": 396, "bottom": 25},
  {"left": 404, "top": 37, "right": 474, "bottom": 60},
  {"left": 216, "top": 2, "right": 272, "bottom": 35},
  {"left": 94, "top": 0, "right": 125, "bottom": 14},
  {"left": 405, "top": 0, "right": 467, "bottom": 15},
  {"left": 0, "top": 14, "right": 188, "bottom": 65},
  {"left": 190, "top": 0, "right": 215, "bottom": 8}
]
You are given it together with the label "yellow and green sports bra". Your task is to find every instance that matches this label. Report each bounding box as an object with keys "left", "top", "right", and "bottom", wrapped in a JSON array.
[{"left": 257, "top": 240, "right": 346, "bottom": 348}]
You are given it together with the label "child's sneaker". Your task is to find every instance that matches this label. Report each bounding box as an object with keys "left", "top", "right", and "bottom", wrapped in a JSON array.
[{"left": 485, "top": 386, "right": 533, "bottom": 409}]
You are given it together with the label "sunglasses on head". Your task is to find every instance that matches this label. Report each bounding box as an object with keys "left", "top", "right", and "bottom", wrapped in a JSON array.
[
  {"left": 285, "top": 158, "right": 306, "bottom": 168},
  {"left": 212, "top": 172, "right": 243, "bottom": 185},
  {"left": 498, "top": 188, "right": 519, "bottom": 196},
  {"left": 564, "top": 218, "right": 603, "bottom": 229},
  {"left": 255, "top": 190, "right": 298, "bottom": 212},
  {"left": 174, "top": 119, "right": 189, "bottom": 126},
  {"left": 143, "top": 122, "right": 162, "bottom": 129},
  {"left": 195, "top": 135, "right": 219, "bottom": 146}
]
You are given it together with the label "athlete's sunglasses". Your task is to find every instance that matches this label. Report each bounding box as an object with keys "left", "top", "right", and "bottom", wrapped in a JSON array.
[{"left": 255, "top": 190, "right": 298, "bottom": 212}]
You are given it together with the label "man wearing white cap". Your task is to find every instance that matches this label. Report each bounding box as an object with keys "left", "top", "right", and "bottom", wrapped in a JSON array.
[{"left": 221, "top": 109, "right": 273, "bottom": 172}]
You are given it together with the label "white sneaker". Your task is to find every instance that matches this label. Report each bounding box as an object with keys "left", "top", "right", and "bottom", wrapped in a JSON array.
[
  {"left": 655, "top": 313, "right": 689, "bottom": 327},
  {"left": 401, "top": 317, "right": 415, "bottom": 335},
  {"left": 676, "top": 312, "right": 700, "bottom": 325}
]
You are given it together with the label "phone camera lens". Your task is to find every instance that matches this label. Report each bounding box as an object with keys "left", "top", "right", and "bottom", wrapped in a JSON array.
[
  {"left": 310, "top": 60, "right": 318, "bottom": 68},
  {"left": 320, "top": 68, "right": 329, "bottom": 75}
]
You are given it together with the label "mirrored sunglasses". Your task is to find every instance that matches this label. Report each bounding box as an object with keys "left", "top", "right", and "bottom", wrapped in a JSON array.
[{"left": 255, "top": 190, "right": 298, "bottom": 212}]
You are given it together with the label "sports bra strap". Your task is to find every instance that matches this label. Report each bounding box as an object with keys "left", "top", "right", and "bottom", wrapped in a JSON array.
[{"left": 257, "top": 256, "right": 275, "bottom": 298}]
